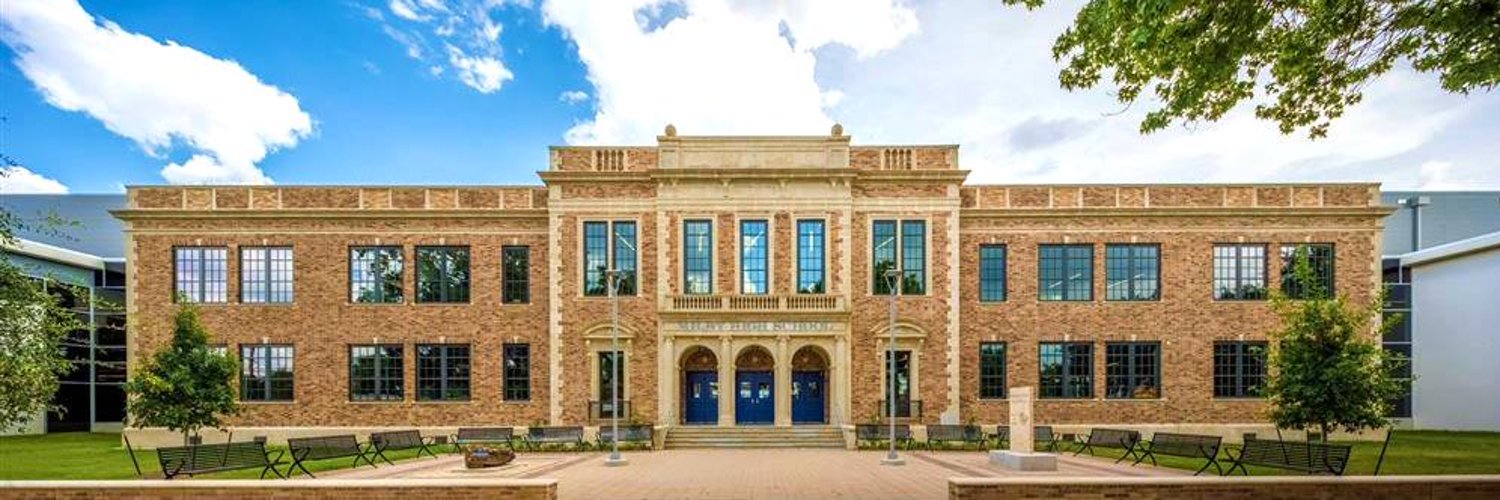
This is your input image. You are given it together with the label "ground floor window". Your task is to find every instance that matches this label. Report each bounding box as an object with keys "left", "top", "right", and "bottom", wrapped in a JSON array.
[
  {"left": 979, "top": 342, "right": 1006, "bottom": 399},
  {"left": 1039, "top": 342, "right": 1092, "bottom": 398},
  {"left": 417, "top": 344, "right": 470, "bottom": 401},
  {"left": 1105, "top": 342, "right": 1160, "bottom": 399},
  {"left": 503, "top": 343, "right": 530, "bottom": 401},
  {"left": 240, "top": 345, "right": 294, "bottom": 402},
  {"left": 349, "top": 345, "right": 403, "bottom": 401},
  {"left": 598, "top": 351, "right": 626, "bottom": 418},
  {"left": 1213, "top": 341, "right": 1268, "bottom": 398},
  {"left": 883, "top": 350, "right": 913, "bottom": 417}
]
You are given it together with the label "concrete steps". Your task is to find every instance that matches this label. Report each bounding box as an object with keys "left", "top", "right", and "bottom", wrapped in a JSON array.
[{"left": 665, "top": 425, "right": 845, "bottom": 449}]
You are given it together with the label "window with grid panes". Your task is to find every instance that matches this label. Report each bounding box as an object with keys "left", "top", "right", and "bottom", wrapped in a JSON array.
[
  {"left": 740, "top": 219, "right": 769, "bottom": 294},
  {"left": 796, "top": 220, "right": 825, "bottom": 294},
  {"left": 416, "top": 246, "right": 470, "bottom": 303},
  {"left": 1280, "top": 244, "right": 1335, "bottom": 299},
  {"left": 240, "top": 345, "right": 294, "bottom": 401},
  {"left": 979, "top": 342, "right": 1007, "bottom": 399},
  {"left": 349, "top": 345, "right": 403, "bottom": 401},
  {"left": 979, "top": 245, "right": 1007, "bottom": 302},
  {"left": 1039, "top": 245, "right": 1093, "bottom": 301},
  {"left": 350, "top": 246, "right": 403, "bottom": 303},
  {"left": 684, "top": 220, "right": 713, "bottom": 294},
  {"left": 1105, "top": 342, "right": 1160, "bottom": 399},
  {"left": 174, "top": 247, "right": 228, "bottom": 303},
  {"left": 502, "top": 246, "right": 530, "bottom": 304},
  {"left": 241, "top": 246, "right": 294, "bottom": 303},
  {"left": 1105, "top": 244, "right": 1158, "bottom": 301},
  {"left": 1213, "top": 341, "right": 1268, "bottom": 398},
  {"left": 417, "top": 344, "right": 470, "bottom": 401},
  {"left": 1039, "top": 342, "right": 1092, "bottom": 398},
  {"left": 1213, "top": 244, "right": 1267, "bottom": 300},
  {"left": 503, "top": 343, "right": 530, "bottom": 401}
]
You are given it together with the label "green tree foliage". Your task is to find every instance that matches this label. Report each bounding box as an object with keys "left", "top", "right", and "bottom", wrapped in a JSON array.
[
  {"left": 1006, "top": 0, "right": 1500, "bottom": 137},
  {"left": 124, "top": 303, "right": 239, "bottom": 444},
  {"left": 1264, "top": 249, "right": 1408, "bottom": 439}
]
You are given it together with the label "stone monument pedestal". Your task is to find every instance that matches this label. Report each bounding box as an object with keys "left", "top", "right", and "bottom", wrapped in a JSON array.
[{"left": 989, "top": 450, "right": 1057, "bottom": 471}]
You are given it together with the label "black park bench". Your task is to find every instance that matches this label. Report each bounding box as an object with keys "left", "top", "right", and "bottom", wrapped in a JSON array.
[
  {"left": 369, "top": 430, "right": 440, "bottom": 465},
  {"left": 856, "top": 423, "right": 915, "bottom": 449},
  {"left": 598, "top": 424, "right": 655, "bottom": 450},
  {"left": 454, "top": 427, "right": 516, "bottom": 452},
  {"left": 524, "top": 426, "right": 589, "bottom": 451},
  {"left": 285, "top": 434, "right": 376, "bottom": 478},
  {"left": 925, "top": 424, "right": 986, "bottom": 450},
  {"left": 989, "top": 426, "right": 1061, "bottom": 451},
  {"left": 1074, "top": 428, "right": 1142, "bottom": 463},
  {"left": 156, "top": 441, "right": 285, "bottom": 480},
  {"left": 1225, "top": 438, "right": 1352, "bottom": 476},
  {"left": 1133, "top": 432, "right": 1224, "bottom": 475}
]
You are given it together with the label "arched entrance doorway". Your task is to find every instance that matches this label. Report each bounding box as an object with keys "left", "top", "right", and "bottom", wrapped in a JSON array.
[
  {"left": 734, "top": 346, "right": 775, "bottom": 425},
  {"left": 791, "top": 346, "right": 830, "bottom": 424},
  {"left": 680, "top": 346, "right": 719, "bottom": 425}
]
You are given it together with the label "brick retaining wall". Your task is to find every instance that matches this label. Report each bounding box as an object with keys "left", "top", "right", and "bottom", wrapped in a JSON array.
[
  {"left": 0, "top": 479, "right": 556, "bottom": 500},
  {"left": 949, "top": 476, "right": 1500, "bottom": 499}
]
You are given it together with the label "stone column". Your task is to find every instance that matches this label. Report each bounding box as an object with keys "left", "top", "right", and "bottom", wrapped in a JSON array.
[
  {"left": 660, "top": 335, "right": 675, "bottom": 426},
  {"left": 719, "top": 337, "right": 734, "bottom": 426},
  {"left": 775, "top": 336, "right": 791, "bottom": 426},
  {"left": 834, "top": 336, "right": 848, "bottom": 426}
]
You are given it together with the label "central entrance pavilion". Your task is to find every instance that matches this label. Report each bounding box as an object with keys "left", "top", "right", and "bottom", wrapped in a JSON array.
[{"left": 661, "top": 315, "right": 850, "bottom": 427}]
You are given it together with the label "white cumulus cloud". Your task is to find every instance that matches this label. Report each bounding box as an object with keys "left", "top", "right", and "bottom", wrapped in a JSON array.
[
  {"left": 0, "top": 0, "right": 312, "bottom": 185},
  {"left": 374, "top": 0, "right": 516, "bottom": 93},
  {"left": 0, "top": 166, "right": 69, "bottom": 194}
]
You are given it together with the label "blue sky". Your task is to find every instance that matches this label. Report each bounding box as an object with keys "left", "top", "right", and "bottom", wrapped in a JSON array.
[{"left": 3, "top": 0, "right": 1498, "bottom": 193}]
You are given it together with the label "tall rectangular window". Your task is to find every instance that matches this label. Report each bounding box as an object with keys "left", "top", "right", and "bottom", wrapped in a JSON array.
[
  {"left": 884, "top": 350, "right": 913, "bottom": 417},
  {"left": 503, "top": 343, "right": 530, "bottom": 401},
  {"left": 796, "top": 220, "right": 826, "bottom": 294},
  {"left": 416, "top": 246, "right": 470, "bottom": 303},
  {"left": 1039, "top": 245, "right": 1093, "bottom": 301},
  {"left": 240, "top": 345, "right": 294, "bottom": 402},
  {"left": 241, "top": 247, "right": 294, "bottom": 304},
  {"left": 979, "top": 245, "right": 1007, "bottom": 302},
  {"left": 584, "top": 222, "right": 609, "bottom": 296},
  {"left": 872, "top": 220, "right": 926, "bottom": 295},
  {"left": 979, "top": 342, "right": 1007, "bottom": 399},
  {"left": 1105, "top": 244, "right": 1159, "bottom": 301},
  {"left": 417, "top": 344, "right": 470, "bottom": 401},
  {"left": 1213, "top": 244, "right": 1267, "bottom": 300},
  {"left": 351, "top": 246, "right": 404, "bottom": 303},
  {"left": 1214, "top": 341, "right": 1268, "bottom": 398},
  {"left": 502, "top": 246, "right": 530, "bottom": 304},
  {"left": 1105, "top": 342, "right": 1160, "bottom": 399},
  {"left": 1280, "top": 244, "right": 1335, "bottom": 299},
  {"left": 349, "top": 345, "right": 403, "bottom": 402},
  {"left": 612, "top": 222, "right": 638, "bottom": 296},
  {"left": 1039, "top": 342, "right": 1092, "bottom": 398},
  {"left": 174, "top": 247, "right": 228, "bottom": 303},
  {"left": 740, "top": 219, "right": 769, "bottom": 294},
  {"left": 683, "top": 220, "right": 713, "bottom": 295},
  {"left": 598, "top": 351, "right": 626, "bottom": 418}
]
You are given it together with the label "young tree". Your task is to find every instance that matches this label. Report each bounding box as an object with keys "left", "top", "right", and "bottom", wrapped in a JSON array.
[
  {"left": 1263, "top": 249, "right": 1407, "bottom": 439},
  {"left": 125, "top": 302, "right": 239, "bottom": 445},
  {"left": 1004, "top": 1, "right": 1499, "bottom": 137}
]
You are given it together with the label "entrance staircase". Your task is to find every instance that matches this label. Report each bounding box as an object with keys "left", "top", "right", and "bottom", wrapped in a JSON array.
[{"left": 664, "top": 426, "right": 845, "bottom": 449}]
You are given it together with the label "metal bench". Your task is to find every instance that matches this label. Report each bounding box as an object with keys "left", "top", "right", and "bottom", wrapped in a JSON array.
[
  {"left": 1033, "top": 426, "right": 1062, "bottom": 452},
  {"left": 1074, "top": 428, "right": 1143, "bottom": 463},
  {"left": 1225, "top": 438, "right": 1352, "bottom": 476},
  {"left": 368, "top": 430, "right": 439, "bottom": 466},
  {"left": 925, "top": 424, "right": 985, "bottom": 450},
  {"left": 156, "top": 440, "right": 285, "bottom": 480},
  {"left": 285, "top": 434, "right": 375, "bottom": 478},
  {"left": 988, "top": 426, "right": 1010, "bottom": 450},
  {"left": 524, "top": 426, "right": 589, "bottom": 451},
  {"left": 598, "top": 424, "right": 655, "bottom": 450},
  {"left": 1134, "top": 432, "right": 1223, "bottom": 475},
  {"left": 453, "top": 427, "right": 516, "bottom": 452},
  {"left": 856, "top": 423, "right": 915, "bottom": 449}
]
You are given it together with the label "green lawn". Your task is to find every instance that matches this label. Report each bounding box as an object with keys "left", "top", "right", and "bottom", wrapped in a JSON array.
[
  {"left": 1066, "top": 430, "right": 1500, "bottom": 476},
  {"left": 0, "top": 432, "right": 439, "bottom": 480}
]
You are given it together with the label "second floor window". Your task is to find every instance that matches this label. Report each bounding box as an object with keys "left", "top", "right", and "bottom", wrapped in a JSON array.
[
  {"left": 979, "top": 245, "right": 1007, "bottom": 302},
  {"left": 1105, "top": 244, "right": 1159, "bottom": 301},
  {"left": 502, "top": 246, "right": 530, "bottom": 304},
  {"left": 417, "top": 344, "right": 470, "bottom": 401},
  {"left": 240, "top": 344, "right": 294, "bottom": 402},
  {"left": 351, "top": 246, "right": 403, "bottom": 303},
  {"left": 350, "top": 345, "right": 403, "bottom": 402},
  {"left": 979, "top": 342, "right": 1006, "bottom": 399},
  {"left": 503, "top": 343, "right": 530, "bottom": 401},
  {"left": 241, "top": 246, "right": 294, "bottom": 304},
  {"left": 1039, "top": 245, "right": 1093, "bottom": 301},
  {"left": 584, "top": 221, "right": 637, "bottom": 296},
  {"left": 740, "top": 219, "right": 769, "bottom": 294},
  {"left": 1281, "top": 244, "right": 1335, "bottom": 299},
  {"left": 683, "top": 220, "right": 713, "bottom": 295},
  {"left": 1214, "top": 244, "right": 1267, "bottom": 300},
  {"left": 1040, "top": 342, "right": 1092, "bottom": 398},
  {"left": 1105, "top": 342, "right": 1160, "bottom": 399},
  {"left": 174, "top": 247, "right": 227, "bottom": 303},
  {"left": 417, "top": 246, "right": 470, "bottom": 303},
  {"left": 796, "top": 219, "right": 826, "bottom": 294},
  {"left": 872, "top": 220, "right": 926, "bottom": 295}
]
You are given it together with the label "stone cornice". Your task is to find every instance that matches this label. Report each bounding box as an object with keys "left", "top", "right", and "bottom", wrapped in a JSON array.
[
  {"left": 958, "top": 206, "right": 1396, "bottom": 218},
  {"left": 111, "top": 208, "right": 548, "bottom": 221}
]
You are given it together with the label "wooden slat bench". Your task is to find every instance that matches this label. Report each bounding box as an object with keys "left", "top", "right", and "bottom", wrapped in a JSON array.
[
  {"left": 597, "top": 424, "right": 654, "bottom": 450},
  {"left": 925, "top": 425, "right": 986, "bottom": 450},
  {"left": 454, "top": 427, "right": 516, "bottom": 452},
  {"left": 156, "top": 441, "right": 285, "bottom": 480},
  {"left": 1225, "top": 438, "right": 1352, "bottom": 476},
  {"left": 368, "top": 430, "right": 439, "bottom": 466},
  {"left": 524, "top": 426, "right": 589, "bottom": 451},
  {"left": 286, "top": 434, "right": 375, "bottom": 478},
  {"left": 1074, "top": 428, "right": 1142, "bottom": 463},
  {"left": 1133, "top": 432, "right": 1223, "bottom": 475}
]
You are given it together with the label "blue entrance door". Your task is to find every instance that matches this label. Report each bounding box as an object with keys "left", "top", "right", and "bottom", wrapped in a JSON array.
[
  {"left": 684, "top": 371, "right": 718, "bottom": 424},
  {"left": 792, "top": 371, "right": 826, "bottom": 424},
  {"left": 735, "top": 371, "right": 774, "bottom": 425}
]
